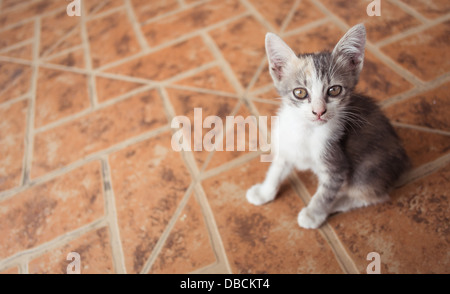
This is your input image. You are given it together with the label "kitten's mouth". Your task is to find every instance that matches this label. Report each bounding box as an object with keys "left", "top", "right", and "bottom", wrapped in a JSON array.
[{"left": 314, "top": 118, "right": 327, "bottom": 124}]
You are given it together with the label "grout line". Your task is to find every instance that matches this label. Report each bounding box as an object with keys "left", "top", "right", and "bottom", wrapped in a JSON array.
[
  {"left": 39, "top": 21, "right": 80, "bottom": 58},
  {"left": 21, "top": 17, "right": 40, "bottom": 186},
  {"left": 193, "top": 183, "right": 232, "bottom": 273},
  {"left": 100, "top": 157, "right": 127, "bottom": 274},
  {"left": 0, "top": 218, "right": 107, "bottom": 273},
  {"left": 33, "top": 84, "right": 157, "bottom": 134},
  {"left": 391, "top": 121, "right": 450, "bottom": 137},
  {"left": 279, "top": 0, "right": 300, "bottom": 34},
  {"left": 387, "top": 0, "right": 430, "bottom": 25},
  {"left": 139, "top": 0, "right": 211, "bottom": 26},
  {"left": 177, "top": 0, "right": 186, "bottom": 8},
  {"left": 247, "top": 96, "right": 281, "bottom": 105},
  {"left": 380, "top": 72, "right": 450, "bottom": 109},
  {"left": 0, "top": 39, "right": 34, "bottom": 55},
  {"left": 0, "top": 125, "right": 172, "bottom": 203},
  {"left": 197, "top": 100, "right": 244, "bottom": 174},
  {"left": 280, "top": 17, "right": 331, "bottom": 38},
  {"left": 375, "top": 14, "right": 450, "bottom": 48},
  {"left": 124, "top": 0, "right": 150, "bottom": 51},
  {"left": 0, "top": 93, "right": 30, "bottom": 109},
  {"left": 315, "top": 1, "right": 424, "bottom": 87},
  {"left": 200, "top": 32, "right": 245, "bottom": 96},
  {"left": 396, "top": 153, "right": 450, "bottom": 188},
  {"left": 244, "top": 56, "right": 267, "bottom": 93},
  {"left": 238, "top": 0, "right": 277, "bottom": 33},
  {"left": 40, "top": 44, "right": 84, "bottom": 62},
  {"left": 88, "top": 11, "right": 250, "bottom": 73},
  {"left": 165, "top": 84, "right": 240, "bottom": 100},
  {"left": 85, "top": 5, "right": 126, "bottom": 22},
  {"left": 161, "top": 61, "right": 219, "bottom": 84},
  {"left": 157, "top": 86, "right": 201, "bottom": 178},
  {"left": 199, "top": 151, "right": 262, "bottom": 181},
  {"left": 140, "top": 183, "right": 196, "bottom": 274},
  {"left": 288, "top": 174, "right": 360, "bottom": 274}
]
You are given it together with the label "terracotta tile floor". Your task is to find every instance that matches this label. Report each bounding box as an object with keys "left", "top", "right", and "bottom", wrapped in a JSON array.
[{"left": 0, "top": 0, "right": 449, "bottom": 274}]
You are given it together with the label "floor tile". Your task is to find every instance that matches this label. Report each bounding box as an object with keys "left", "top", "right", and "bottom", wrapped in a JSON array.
[
  {"left": 356, "top": 51, "right": 413, "bottom": 100},
  {"left": 0, "top": 21, "right": 34, "bottom": 51},
  {"left": 0, "top": 100, "right": 28, "bottom": 192},
  {"left": 166, "top": 87, "right": 240, "bottom": 169},
  {"left": 106, "top": 36, "right": 214, "bottom": 81},
  {"left": 0, "top": 62, "right": 32, "bottom": 104},
  {"left": 0, "top": 161, "right": 104, "bottom": 260},
  {"left": 35, "top": 67, "right": 90, "bottom": 128},
  {"left": 109, "top": 131, "right": 192, "bottom": 273},
  {"left": 0, "top": 0, "right": 64, "bottom": 27},
  {"left": 319, "top": 0, "right": 422, "bottom": 42},
  {"left": 131, "top": 0, "right": 179, "bottom": 24},
  {"left": 1, "top": 0, "right": 34, "bottom": 10},
  {"left": 394, "top": 126, "right": 450, "bottom": 168},
  {"left": 202, "top": 158, "right": 344, "bottom": 273},
  {"left": 173, "top": 66, "right": 236, "bottom": 94},
  {"left": 248, "top": 0, "right": 295, "bottom": 31},
  {"left": 95, "top": 76, "right": 146, "bottom": 102},
  {"left": 142, "top": 0, "right": 246, "bottom": 47},
  {"left": 87, "top": 10, "right": 141, "bottom": 68},
  {"left": 399, "top": 0, "right": 450, "bottom": 19},
  {"left": 205, "top": 103, "right": 259, "bottom": 170},
  {"left": 210, "top": 16, "right": 267, "bottom": 89},
  {"left": 384, "top": 82, "right": 450, "bottom": 132},
  {"left": 0, "top": 267, "right": 19, "bottom": 274},
  {"left": 149, "top": 194, "right": 216, "bottom": 273},
  {"left": 284, "top": 0, "right": 327, "bottom": 32},
  {"left": 44, "top": 48, "right": 85, "bottom": 68},
  {"left": 328, "top": 164, "right": 450, "bottom": 273},
  {"left": 40, "top": 9, "right": 81, "bottom": 58},
  {"left": 85, "top": 0, "right": 124, "bottom": 16},
  {"left": 381, "top": 21, "right": 450, "bottom": 81},
  {"left": 29, "top": 227, "right": 115, "bottom": 274},
  {"left": 32, "top": 90, "right": 167, "bottom": 178},
  {"left": 0, "top": 42, "right": 33, "bottom": 60}
]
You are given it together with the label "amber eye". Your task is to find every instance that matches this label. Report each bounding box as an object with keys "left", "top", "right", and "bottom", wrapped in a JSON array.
[
  {"left": 327, "top": 85, "right": 342, "bottom": 97},
  {"left": 293, "top": 87, "right": 308, "bottom": 99}
]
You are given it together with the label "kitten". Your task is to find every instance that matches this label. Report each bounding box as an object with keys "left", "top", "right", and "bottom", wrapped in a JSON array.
[{"left": 246, "top": 24, "right": 410, "bottom": 229}]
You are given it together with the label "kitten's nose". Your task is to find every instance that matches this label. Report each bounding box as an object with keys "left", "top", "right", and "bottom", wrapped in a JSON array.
[{"left": 312, "top": 108, "right": 327, "bottom": 118}]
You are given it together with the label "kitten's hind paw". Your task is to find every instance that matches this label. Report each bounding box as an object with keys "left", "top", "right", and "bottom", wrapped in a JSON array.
[
  {"left": 246, "top": 184, "right": 276, "bottom": 206},
  {"left": 297, "top": 207, "right": 327, "bottom": 229}
]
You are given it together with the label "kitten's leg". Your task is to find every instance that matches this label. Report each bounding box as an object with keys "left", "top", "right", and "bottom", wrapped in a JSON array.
[
  {"left": 246, "top": 157, "right": 292, "bottom": 206},
  {"left": 298, "top": 175, "right": 345, "bottom": 229},
  {"left": 330, "top": 187, "right": 390, "bottom": 213}
]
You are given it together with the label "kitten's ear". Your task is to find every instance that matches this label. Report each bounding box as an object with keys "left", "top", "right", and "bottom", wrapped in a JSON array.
[
  {"left": 265, "top": 33, "right": 297, "bottom": 83},
  {"left": 332, "top": 24, "right": 366, "bottom": 75}
]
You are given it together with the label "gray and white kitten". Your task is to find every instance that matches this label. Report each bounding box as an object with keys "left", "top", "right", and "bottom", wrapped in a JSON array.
[{"left": 246, "top": 24, "right": 410, "bottom": 229}]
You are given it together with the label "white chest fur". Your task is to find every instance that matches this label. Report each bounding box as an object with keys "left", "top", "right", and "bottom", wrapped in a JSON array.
[{"left": 274, "top": 106, "right": 336, "bottom": 173}]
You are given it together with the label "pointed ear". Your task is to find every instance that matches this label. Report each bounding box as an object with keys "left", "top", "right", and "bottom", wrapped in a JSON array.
[
  {"left": 265, "top": 33, "right": 297, "bottom": 83},
  {"left": 332, "top": 24, "right": 366, "bottom": 75}
]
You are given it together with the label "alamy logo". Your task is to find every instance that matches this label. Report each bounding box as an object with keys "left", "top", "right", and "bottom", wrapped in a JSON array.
[
  {"left": 66, "top": 0, "right": 81, "bottom": 17},
  {"left": 170, "top": 108, "right": 278, "bottom": 162},
  {"left": 366, "top": 0, "right": 381, "bottom": 16},
  {"left": 66, "top": 252, "right": 81, "bottom": 274}
]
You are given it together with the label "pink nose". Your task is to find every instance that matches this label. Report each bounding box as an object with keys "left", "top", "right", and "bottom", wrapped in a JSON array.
[{"left": 312, "top": 108, "right": 327, "bottom": 118}]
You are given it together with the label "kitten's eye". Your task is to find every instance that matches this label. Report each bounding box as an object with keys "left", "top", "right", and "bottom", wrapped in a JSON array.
[
  {"left": 327, "top": 85, "right": 342, "bottom": 97},
  {"left": 293, "top": 87, "right": 308, "bottom": 99}
]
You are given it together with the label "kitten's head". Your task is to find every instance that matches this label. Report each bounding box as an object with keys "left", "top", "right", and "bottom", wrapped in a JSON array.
[{"left": 266, "top": 24, "right": 366, "bottom": 124}]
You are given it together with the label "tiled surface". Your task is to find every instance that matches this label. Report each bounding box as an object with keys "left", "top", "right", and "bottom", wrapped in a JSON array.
[{"left": 0, "top": 0, "right": 449, "bottom": 274}]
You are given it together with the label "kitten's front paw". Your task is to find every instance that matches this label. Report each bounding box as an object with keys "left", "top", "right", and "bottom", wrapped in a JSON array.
[
  {"left": 246, "top": 184, "right": 276, "bottom": 206},
  {"left": 297, "top": 207, "right": 327, "bottom": 229}
]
